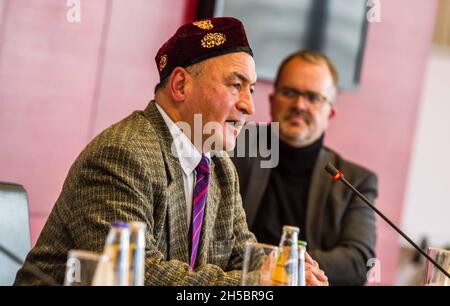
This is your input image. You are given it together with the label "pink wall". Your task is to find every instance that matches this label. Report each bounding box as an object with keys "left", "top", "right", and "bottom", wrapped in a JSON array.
[
  {"left": 0, "top": 0, "right": 189, "bottom": 242},
  {"left": 0, "top": 0, "right": 438, "bottom": 285}
]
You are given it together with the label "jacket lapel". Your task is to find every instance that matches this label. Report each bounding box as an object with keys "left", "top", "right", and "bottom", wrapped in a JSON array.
[
  {"left": 306, "top": 149, "right": 335, "bottom": 249},
  {"left": 244, "top": 123, "right": 275, "bottom": 228},
  {"left": 245, "top": 161, "right": 271, "bottom": 228},
  {"left": 144, "top": 101, "right": 190, "bottom": 263},
  {"left": 163, "top": 151, "right": 190, "bottom": 263}
]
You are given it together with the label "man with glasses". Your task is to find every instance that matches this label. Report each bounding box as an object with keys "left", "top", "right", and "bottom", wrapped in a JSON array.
[{"left": 232, "top": 50, "right": 378, "bottom": 285}]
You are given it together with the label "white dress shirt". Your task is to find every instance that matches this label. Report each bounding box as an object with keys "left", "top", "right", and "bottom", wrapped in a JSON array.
[{"left": 155, "top": 103, "right": 210, "bottom": 226}]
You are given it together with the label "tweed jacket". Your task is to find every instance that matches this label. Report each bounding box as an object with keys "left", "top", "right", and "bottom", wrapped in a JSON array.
[{"left": 15, "top": 101, "right": 257, "bottom": 286}]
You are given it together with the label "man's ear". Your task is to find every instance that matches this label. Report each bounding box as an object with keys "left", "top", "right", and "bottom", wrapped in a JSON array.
[
  {"left": 328, "top": 104, "right": 337, "bottom": 120},
  {"left": 169, "top": 67, "right": 190, "bottom": 102},
  {"left": 269, "top": 93, "right": 275, "bottom": 105}
]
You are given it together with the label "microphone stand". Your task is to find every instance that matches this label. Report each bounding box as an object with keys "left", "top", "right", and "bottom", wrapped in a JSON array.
[{"left": 325, "top": 163, "right": 450, "bottom": 280}]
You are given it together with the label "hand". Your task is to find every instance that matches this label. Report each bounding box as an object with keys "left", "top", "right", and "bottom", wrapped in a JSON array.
[
  {"left": 258, "top": 250, "right": 329, "bottom": 286},
  {"left": 305, "top": 252, "right": 329, "bottom": 286}
]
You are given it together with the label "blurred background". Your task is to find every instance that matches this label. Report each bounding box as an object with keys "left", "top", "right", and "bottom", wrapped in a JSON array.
[{"left": 0, "top": 0, "right": 449, "bottom": 285}]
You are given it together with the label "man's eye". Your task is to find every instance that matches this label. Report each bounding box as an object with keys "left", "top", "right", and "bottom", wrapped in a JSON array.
[
  {"left": 250, "top": 87, "right": 254, "bottom": 94},
  {"left": 284, "top": 89, "right": 297, "bottom": 98},
  {"left": 305, "top": 92, "right": 316, "bottom": 102},
  {"left": 307, "top": 93, "right": 321, "bottom": 104},
  {"left": 233, "top": 83, "right": 241, "bottom": 90}
]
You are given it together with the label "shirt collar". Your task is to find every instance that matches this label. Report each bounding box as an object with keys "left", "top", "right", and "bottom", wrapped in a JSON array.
[{"left": 155, "top": 102, "right": 210, "bottom": 176}]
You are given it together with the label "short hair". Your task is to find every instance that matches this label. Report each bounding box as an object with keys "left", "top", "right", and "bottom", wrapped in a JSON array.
[
  {"left": 274, "top": 50, "right": 339, "bottom": 97},
  {"left": 154, "top": 76, "right": 169, "bottom": 94},
  {"left": 154, "top": 62, "right": 204, "bottom": 94}
]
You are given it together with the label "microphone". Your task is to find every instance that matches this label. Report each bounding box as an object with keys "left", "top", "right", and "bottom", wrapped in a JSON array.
[
  {"left": 0, "top": 243, "right": 58, "bottom": 286},
  {"left": 324, "top": 163, "right": 450, "bottom": 280}
]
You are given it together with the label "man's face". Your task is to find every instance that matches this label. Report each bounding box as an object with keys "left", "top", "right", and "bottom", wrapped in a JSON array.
[
  {"left": 270, "top": 58, "right": 336, "bottom": 147},
  {"left": 185, "top": 52, "right": 256, "bottom": 152}
]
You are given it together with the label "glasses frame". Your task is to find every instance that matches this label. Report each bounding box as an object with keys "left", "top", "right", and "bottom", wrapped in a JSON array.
[{"left": 275, "top": 86, "right": 331, "bottom": 107}]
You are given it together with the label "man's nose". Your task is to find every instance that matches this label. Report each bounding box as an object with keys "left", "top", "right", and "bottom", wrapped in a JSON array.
[
  {"left": 292, "top": 94, "right": 309, "bottom": 111},
  {"left": 236, "top": 90, "right": 255, "bottom": 116}
]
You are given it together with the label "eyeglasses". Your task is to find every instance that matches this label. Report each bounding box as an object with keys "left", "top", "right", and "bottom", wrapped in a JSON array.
[{"left": 275, "top": 87, "right": 330, "bottom": 106}]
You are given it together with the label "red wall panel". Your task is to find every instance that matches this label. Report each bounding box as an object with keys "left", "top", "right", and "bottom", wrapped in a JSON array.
[
  {"left": 0, "top": 0, "right": 188, "bottom": 243},
  {"left": 0, "top": 0, "right": 108, "bottom": 219},
  {"left": 91, "top": 0, "right": 189, "bottom": 137}
]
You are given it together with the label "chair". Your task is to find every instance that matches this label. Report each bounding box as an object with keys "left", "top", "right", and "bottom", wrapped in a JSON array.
[{"left": 0, "top": 182, "right": 31, "bottom": 285}]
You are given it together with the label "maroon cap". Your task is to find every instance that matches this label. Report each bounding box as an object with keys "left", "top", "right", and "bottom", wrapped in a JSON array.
[{"left": 155, "top": 17, "right": 253, "bottom": 81}]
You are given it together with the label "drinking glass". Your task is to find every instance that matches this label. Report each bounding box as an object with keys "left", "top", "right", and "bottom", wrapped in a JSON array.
[
  {"left": 64, "top": 250, "right": 101, "bottom": 286},
  {"left": 241, "top": 242, "right": 279, "bottom": 286}
]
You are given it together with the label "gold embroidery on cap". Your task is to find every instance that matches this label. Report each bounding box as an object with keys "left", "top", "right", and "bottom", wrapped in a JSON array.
[
  {"left": 201, "top": 33, "right": 226, "bottom": 48},
  {"left": 193, "top": 20, "right": 214, "bottom": 30},
  {"left": 159, "top": 55, "right": 167, "bottom": 71}
]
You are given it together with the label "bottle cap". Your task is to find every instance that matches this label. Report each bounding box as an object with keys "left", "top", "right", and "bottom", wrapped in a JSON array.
[
  {"left": 298, "top": 240, "right": 308, "bottom": 247},
  {"left": 112, "top": 222, "right": 129, "bottom": 228},
  {"left": 282, "top": 225, "right": 300, "bottom": 233}
]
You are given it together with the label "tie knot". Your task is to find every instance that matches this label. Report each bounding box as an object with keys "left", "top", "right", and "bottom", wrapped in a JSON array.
[{"left": 196, "top": 155, "right": 210, "bottom": 175}]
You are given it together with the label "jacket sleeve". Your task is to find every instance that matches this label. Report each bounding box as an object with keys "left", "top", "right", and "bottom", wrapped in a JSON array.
[
  {"left": 309, "top": 173, "right": 378, "bottom": 286},
  {"left": 65, "top": 144, "right": 249, "bottom": 285}
]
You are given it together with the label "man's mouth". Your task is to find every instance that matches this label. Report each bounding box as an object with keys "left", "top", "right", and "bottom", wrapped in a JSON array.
[
  {"left": 286, "top": 114, "right": 309, "bottom": 125},
  {"left": 288, "top": 115, "right": 302, "bottom": 123},
  {"left": 225, "top": 119, "right": 244, "bottom": 129}
]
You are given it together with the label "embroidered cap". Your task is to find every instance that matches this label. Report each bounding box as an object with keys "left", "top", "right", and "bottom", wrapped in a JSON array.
[{"left": 155, "top": 17, "right": 253, "bottom": 81}]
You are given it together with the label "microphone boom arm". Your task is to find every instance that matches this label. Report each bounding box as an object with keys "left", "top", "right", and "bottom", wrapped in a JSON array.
[{"left": 325, "top": 163, "right": 450, "bottom": 280}]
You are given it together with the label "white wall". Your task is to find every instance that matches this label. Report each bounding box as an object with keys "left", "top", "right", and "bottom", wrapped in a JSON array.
[{"left": 402, "top": 46, "right": 450, "bottom": 248}]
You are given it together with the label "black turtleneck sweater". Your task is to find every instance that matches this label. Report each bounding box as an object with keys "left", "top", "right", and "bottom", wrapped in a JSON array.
[{"left": 252, "top": 135, "right": 324, "bottom": 246}]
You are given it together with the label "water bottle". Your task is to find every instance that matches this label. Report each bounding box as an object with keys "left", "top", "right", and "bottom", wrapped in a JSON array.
[
  {"left": 103, "top": 222, "right": 130, "bottom": 286},
  {"left": 129, "top": 221, "right": 146, "bottom": 286},
  {"left": 271, "top": 225, "right": 299, "bottom": 286}
]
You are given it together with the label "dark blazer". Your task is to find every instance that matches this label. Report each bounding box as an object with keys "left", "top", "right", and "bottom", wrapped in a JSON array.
[
  {"left": 14, "top": 101, "right": 257, "bottom": 286},
  {"left": 231, "top": 125, "right": 378, "bottom": 285}
]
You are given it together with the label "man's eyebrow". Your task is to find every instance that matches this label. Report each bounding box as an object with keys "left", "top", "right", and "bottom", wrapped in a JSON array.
[{"left": 226, "top": 72, "right": 256, "bottom": 86}]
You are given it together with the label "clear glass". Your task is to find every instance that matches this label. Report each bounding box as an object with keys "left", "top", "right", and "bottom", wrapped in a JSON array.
[
  {"left": 91, "top": 254, "right": 115, "bottom": 286},
  {"left": 424, "top": 247, "right": 450, "bottom": 286},
  {"left": 241, "top": 242, "right": 279, "bottom": 286},
  {"left": 64, "top": 250, "right": 101, "bottom": 286}
]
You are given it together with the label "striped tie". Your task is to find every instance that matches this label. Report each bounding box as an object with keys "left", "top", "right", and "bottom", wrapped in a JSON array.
[{"left": 189, "top": 155, "right": 210, "bottom": 269}]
